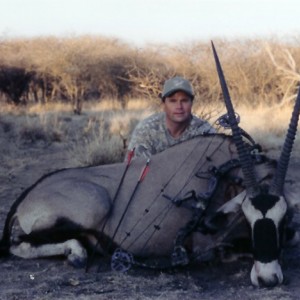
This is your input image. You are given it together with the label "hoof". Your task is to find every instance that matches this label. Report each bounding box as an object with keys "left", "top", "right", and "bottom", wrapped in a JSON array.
[
  {"left": 65, "top": 239, "right": 87, "bottom": 268},
  {"left": 68, "top": 254, "right": 87, "bottom": 268}
]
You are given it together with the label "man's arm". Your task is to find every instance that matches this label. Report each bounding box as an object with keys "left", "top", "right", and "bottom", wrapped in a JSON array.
[{"left": 126, "top": 124, "right": 153, "bottom": 160}]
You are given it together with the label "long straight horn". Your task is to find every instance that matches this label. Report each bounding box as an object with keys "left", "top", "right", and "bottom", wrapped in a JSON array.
[
  {"left": 211, "top": 41, "right": 259, "bottom": 197},
  {"left": 269, "top": 84, "right": 300, "bottom": 196}
]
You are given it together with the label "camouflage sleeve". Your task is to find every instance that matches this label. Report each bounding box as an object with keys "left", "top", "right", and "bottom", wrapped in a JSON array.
[
  {"left": 201, "top": 121, "right": 217, "bottom": 133},
  {"left": 127, "top": 122, "right": 153, "bottom": 159},
  {"left": 190, "top": 116, "right": 217, "bottom": 135}
]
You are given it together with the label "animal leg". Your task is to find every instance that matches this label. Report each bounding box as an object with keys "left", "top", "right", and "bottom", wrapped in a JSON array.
[{"left": 10, "top": 239, "right": 87, "bottom": 268}]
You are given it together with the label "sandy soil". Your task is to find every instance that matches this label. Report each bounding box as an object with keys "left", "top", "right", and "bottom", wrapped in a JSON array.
[{"left": 1, "top": 112, "right": 300, "bottom": 300}]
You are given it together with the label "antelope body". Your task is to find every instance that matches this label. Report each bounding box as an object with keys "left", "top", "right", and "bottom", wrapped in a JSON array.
[
  {"left": 3, "top": 134, "right": 251, "bottom": 258},
  {"left": 0, "top": 133, "right": 294, "bottom": 287}
]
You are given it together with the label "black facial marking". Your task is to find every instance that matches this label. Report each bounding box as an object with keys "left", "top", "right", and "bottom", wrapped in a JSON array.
[
  {"left": 251, "top": 193, "right": 280, "bottom": 216},
  {"left": 253, "top": 218, "right": 279, "bottom": 263}
]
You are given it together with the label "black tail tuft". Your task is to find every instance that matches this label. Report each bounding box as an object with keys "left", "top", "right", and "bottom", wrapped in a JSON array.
[{"left": 0, "top": 239, "right": 10, "bottom": 257}]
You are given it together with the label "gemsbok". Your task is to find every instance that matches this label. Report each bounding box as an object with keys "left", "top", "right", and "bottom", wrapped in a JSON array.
[{"left": 0, "top": 42, "right": 299, "bottom": 287}]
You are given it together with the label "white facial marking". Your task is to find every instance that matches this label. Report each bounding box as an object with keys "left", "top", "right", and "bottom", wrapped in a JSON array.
[
  {"left": 265, "top": 196, "right": 287, "bottom": 226},
  {"left": 241, "top": 197, "right": 263, "bottom": 226},
  {"left": 217, "top": 190, "right": 246, "bottom": 214}
]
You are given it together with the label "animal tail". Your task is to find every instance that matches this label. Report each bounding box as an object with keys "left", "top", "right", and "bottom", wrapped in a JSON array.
[
  {"left": 0, "top": 217, "right": 14, "bottom": 257},
  {"left": 0, "top": 237, "right": 10, "bottom": 256},
  {"left": 0, "top": 207, "right": 18, "bottom": 257},
  {"left": 0, "top": 212, "right": 12, "bottom": 256}
]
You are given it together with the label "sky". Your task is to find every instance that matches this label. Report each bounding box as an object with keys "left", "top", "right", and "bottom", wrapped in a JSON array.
[{"left": 1, "top": 0, "right": 300, "bottom": 46}]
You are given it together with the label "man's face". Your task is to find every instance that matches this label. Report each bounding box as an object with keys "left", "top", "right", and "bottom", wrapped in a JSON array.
[{"left": 163, "top": 91, "right": 193, "bottom": 124}]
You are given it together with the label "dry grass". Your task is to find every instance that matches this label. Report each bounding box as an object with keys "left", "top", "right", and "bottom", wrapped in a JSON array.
[
  {"left": 0, "top": 100, "right": 152, "bottom": 166},
  {"left": 1, "top": 98, "right": 299, "bottom": 167},
  {"left": 83, "top": 98, "right": 157, "bottom": 113},
  {"left": 237, "top": 103, "right": 300, "bottom": 153}
]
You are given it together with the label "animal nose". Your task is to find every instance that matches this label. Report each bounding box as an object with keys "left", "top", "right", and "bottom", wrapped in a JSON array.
[
  {"left": 258, "top": 274, "right": 279, "bottom": 288},
  {"left": 251, "top": 261, "right": 283, "bottom": 287}
]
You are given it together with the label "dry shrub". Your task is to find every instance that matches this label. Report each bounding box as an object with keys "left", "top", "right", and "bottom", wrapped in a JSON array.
[
  {"left": 72, "top": 134, "right": 125, "bottom": 166},
  {"left": 2, "top": 35, "right": 300, "bottom": 167},
  {"left": 1, "top": 35, "right": 300, "bottom": 110},
  {"left": 0, "top": 100, "right": 150, "bottom": 166},
  {"left": 0, "top": 104, "right": 66, "bottom": 145},
  {"left": 125, "top": 98, "right": 155, "bottom": 111},
  {"left": 18, "top": 114, "right": 63, "bottom": 145},
  {"left": 165, "top": 38, "right": 300, "bottom": 108},
  {"left": 69, "top": 115, "right": 125, "bottom": 166},
  {"left": 1, "top": 96, "right": 299, "bottom": 167},
  {"left": 84, "top": 98, "right": 124, "bottom": 111},
  {"left": 67, "top": 101, "right": 155, "bottom": 166},
  {"left": 235, "top": 103, "right": 300, "bottom": 154}
]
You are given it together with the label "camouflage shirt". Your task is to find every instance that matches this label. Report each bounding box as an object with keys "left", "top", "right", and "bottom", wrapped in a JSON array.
[{"left": 127, "top": 112, "right": 216, "bottom": 159}]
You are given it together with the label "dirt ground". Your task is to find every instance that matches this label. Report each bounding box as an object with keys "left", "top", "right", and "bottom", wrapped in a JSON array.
[{"left": 1, "top": 112, "right": 300, "bottom": 300}]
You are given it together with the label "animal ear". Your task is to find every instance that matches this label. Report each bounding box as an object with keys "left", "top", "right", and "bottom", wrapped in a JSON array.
[
  {"left": 216, "top": 190, "right": 246, "bottom": 214},
  {"left": 200, "top": 191, "right": 246, "bottom": 234}
]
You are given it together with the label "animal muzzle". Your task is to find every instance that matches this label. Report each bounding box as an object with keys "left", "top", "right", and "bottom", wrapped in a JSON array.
[{"left": 250, "top": 260, "right": 283, "bottom": 287}]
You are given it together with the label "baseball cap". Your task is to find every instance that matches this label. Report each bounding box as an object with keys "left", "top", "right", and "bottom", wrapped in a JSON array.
[{"left": 161, "top": 76, "right": 194, "bottom": 99}]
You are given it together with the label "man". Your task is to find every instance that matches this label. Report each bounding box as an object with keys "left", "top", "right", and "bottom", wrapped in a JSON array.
[
  {"left": 126, "top": 76, "right": 216, "bottom": 266},
  {"left": 127, "top": 76, "right": 215, "bottom": 159},
  {"left": 126, "top": 77, "right": 216, "bottom": 266}
]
